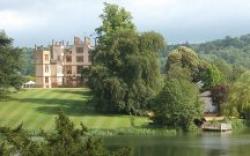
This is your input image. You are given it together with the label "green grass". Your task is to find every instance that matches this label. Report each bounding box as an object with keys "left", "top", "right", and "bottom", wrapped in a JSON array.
[{"left": 0, "top": 88, "right": 150, "bottom": 132}]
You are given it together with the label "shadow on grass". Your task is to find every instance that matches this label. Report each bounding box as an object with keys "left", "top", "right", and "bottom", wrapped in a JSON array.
[
  {"left": 52, "top": 89, "right": 92, "bottom": 97},
  {"left": 4, "top": 88, "right": 93, "bottom": 116},
  {"left": 9, "top": 97, "right": 97, "bottom": 116},
  {"left": 9, "top": 97, "right": 123, "bottom": 118},
  {"left": 6, "top": 89, "right": 139, "bottom": 118},
  {"left": 36, "top": 105, "right": 96, "bottom": 116}
]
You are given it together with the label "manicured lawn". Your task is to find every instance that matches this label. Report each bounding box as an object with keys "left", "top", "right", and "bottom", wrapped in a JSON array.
[{"left": 0, "top": 88, "right": 149, "bottom": 131}]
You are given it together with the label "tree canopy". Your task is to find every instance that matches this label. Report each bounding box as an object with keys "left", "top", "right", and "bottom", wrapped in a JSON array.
[
  {"left": 165, "top": 46, "right": 223, "bottom": 90},
  {"left": 199, "top": 64, "right": 224, "bottom": 89},
  {"left": 166, "top": 46, "right": 200, "bottom": 70},
  {"left": 0, "top": 31, "right": 24, "bottom": 96},
  {"left": 223, "top": 72, "right": 250, "bottom": 118},
  {"left": 162, "top": 34, "right": 250, "bottom": 71},
  {"left": 85, "top": 3, "right": 165, "bottom": 114},
  {"left": 151, "top": 79, "right": 202, "bottom": 131}
]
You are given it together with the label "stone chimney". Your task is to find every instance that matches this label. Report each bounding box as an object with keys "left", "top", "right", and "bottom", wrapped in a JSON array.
[
  {"left": 84, "top": 37, "right": 90, "bottom": 45},
  {"left": 74, "top": 36, "right": 81, "bottom": 45}
]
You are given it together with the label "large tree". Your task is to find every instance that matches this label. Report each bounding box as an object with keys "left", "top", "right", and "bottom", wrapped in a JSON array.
[
  {"left": 0, "top": 31, "right": 24, "bottom": 96},
  {"left": 151, "top": 79, "right": 202, "bottom": 131},
  {"left": 223, "top": 71, "right": 250, "bottom": 118},
  {"left": 166, "top": 46, "right": 206, "bottom": 83},
  {"left": 86, "top": 3, "right": 165, "bottom": 114}
]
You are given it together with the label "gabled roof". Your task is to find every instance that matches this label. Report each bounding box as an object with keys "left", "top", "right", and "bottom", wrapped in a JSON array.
[{"left": 200, "top": 91, "right": 211, "bottom": 97}]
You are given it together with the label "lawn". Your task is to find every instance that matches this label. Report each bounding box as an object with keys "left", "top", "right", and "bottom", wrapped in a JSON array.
[{"left": 0, "top": 88, "right": 149, "bottom": 132}]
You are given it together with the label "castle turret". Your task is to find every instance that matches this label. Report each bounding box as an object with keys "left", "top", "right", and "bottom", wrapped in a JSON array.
[{"left": 35, "top": 47, "right": 51, "bottom": 88}]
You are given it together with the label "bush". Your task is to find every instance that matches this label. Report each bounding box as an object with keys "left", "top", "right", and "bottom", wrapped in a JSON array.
[{"left": 151, "top": 79, "right": 202, "bottom": 132}]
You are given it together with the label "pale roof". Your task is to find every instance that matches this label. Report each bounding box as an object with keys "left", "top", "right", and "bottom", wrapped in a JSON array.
[{"left": 24, "top": 81, "right": 36, "bottom": 85}]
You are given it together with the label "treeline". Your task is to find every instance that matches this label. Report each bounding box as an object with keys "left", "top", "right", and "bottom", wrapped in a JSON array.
[
  {"left": 193, "top": 34, "right": 250, "bottom": 68},
  {"left": 162, "top": 34, "right": 250, "bottom": 70}
]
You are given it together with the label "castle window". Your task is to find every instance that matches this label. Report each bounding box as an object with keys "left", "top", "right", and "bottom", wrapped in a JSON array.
[
  {"left": 65, "top": 66, "right": 72, "bottom": 74},
  {"left": 66, "top": 56, "right": 72, "bottom": 62},
  {"left": 57, "top": 65, "right": 63, "bottom": 74},
  {"left": 64, "top": 49, "right": 72, "bottom": 54},
  {"left": 76, "top": 56, "right": 84, "bottom": 62},
  {"left": 44, "top": 54, "right": 49, "bottom": 61},
  {"left": 77, "top": 66, "right": 83, "bottom": 74},
  {"left": 45, "top": 65, "right": 49, "bottom": 73},
  {"left": 45, "top": 77, "right": 49, "bottom": 83},
  {"left": 76, "top": 47, "right": 84, "bottom": 53}
]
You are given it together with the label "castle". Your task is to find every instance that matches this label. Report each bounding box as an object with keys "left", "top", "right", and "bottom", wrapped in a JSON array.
[{"left": 35, "top": 36, "right": 92, "bottom": 88}]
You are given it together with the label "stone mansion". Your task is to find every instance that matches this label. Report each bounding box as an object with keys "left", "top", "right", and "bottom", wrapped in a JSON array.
[{"left": 35, "top": 36, "right": 92, "bottom": 88}]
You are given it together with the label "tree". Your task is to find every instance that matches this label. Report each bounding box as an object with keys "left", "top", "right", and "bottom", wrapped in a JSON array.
[
  {"left": 85, "top": 3, "right": 165, "bottom": 114},
  {"left": 0, "top": 31, "right": 24, "bottom": 96},
  {"left": 199, "top": 64, "right": 224, "bottom": 90},
  {"left": 165, "top": 46, "right": 224, "bottom": 89},
  {"left": 165, "top": 46, "right": 209, "bottom": 82},
  {"left": 43, "top": 111, "right": 92, "bottom": 156},
  {"left": 210, "top": 58, "right": 232, "bottom": 82},
  {"left": 230, "top": 65, "right": 247, "bottom": 81},
  {"left": 21, "top": 47, "right": 35, "bottom": 76},
  {"left": 95, "top": 2, "right": 135, "bottom": 38},
  {"left": 166, "top": 46, "right": 200, "bottom": 71},
  {"left": 191, "top": 34, "right": 250, "bottom": 69},
  {"left": 151, "top": 79, "right": 202, "bottom": 131},
  {"left": 166, "top": 65, "right": 192, "bottom": 81},
  {"left": 223, "top": 72, "right": 250, "bottom": 118},
  {"left": 0, "top": 111, "right": 132, "bottom": 156}
]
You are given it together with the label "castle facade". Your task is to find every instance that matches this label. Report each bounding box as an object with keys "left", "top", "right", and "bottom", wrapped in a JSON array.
[{"left": 35, "top": 36, "right": 92, "bottom": 88}]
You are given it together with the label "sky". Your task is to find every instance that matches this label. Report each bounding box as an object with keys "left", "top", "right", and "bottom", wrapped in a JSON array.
[{"left": 1, "top": 0, "right": 250, "bottom": 47}]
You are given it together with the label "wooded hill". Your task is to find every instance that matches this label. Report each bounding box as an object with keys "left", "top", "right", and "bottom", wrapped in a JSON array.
[{"left": 161, "top": 34, "right": 250, "bottom": 70}]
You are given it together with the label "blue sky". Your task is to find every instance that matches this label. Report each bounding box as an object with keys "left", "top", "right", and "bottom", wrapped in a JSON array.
[{"left": 1, "top": 0, "right": 250, "bottom": 47}]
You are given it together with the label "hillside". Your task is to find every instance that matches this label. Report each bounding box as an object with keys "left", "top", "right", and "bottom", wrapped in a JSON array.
[{"left": 162, "top": 34, "right": 250, "bottom": 70}]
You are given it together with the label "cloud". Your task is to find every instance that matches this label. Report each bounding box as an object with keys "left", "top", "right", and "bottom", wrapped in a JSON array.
[
  {"left": 1, "top": 0, "right": 250, "bottom": 46},
  {"left": 0, "top": 10, "right": 48, "bottom": 31}
]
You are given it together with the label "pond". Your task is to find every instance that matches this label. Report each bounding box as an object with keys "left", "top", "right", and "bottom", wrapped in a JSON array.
[{"left": 103, "top": 132, "right": 250, "bottom": 156}]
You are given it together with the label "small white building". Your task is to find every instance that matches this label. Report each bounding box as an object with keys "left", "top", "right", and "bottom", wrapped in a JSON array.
[
  {"left": 23, "top": 81, "right": 36, "bottom": 88},
  {"left": 200, "top": 91, "right": 218, "bottom": 114}
]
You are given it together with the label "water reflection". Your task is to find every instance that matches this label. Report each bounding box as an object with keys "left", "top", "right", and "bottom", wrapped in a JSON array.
[{"left": 104, "top": 133, "right": 250, "bottom": 156}]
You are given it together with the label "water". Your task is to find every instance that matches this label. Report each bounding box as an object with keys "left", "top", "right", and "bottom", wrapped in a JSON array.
[{"left": 103, "top": 133, "right": 250, "bottom": 156}]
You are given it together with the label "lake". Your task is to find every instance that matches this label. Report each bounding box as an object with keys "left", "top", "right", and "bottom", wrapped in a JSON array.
[{"left": 104, "top": 132, "right": 250, "bottom": 156}]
